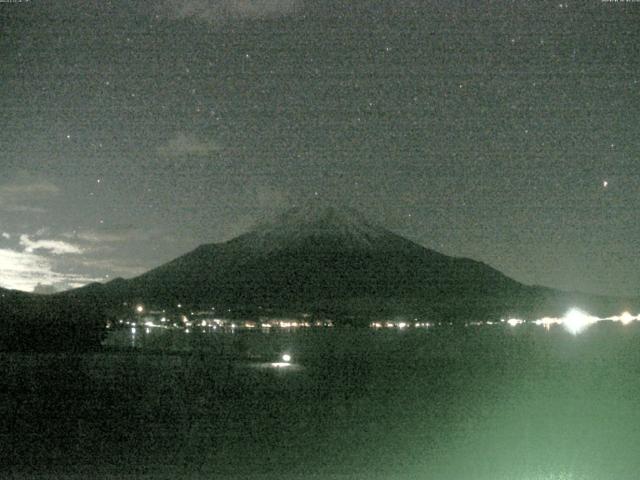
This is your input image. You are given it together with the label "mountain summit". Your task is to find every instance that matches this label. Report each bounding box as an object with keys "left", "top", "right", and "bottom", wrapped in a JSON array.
[
  {"left": 228, "top": 204, "right": 410, "bottom": 253},
  {"left": 63, "top": 204, "right": 636, "bottom": 322}
]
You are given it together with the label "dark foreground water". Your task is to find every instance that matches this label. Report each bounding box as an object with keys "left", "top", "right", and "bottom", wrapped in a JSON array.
[{"left": 3, "top": 323, "right": 640, "bottom": 479}]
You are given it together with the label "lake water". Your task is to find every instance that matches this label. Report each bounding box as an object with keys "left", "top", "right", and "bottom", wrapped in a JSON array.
[{"left": 3, "top": 322, "right": 640, "bottom": 479}]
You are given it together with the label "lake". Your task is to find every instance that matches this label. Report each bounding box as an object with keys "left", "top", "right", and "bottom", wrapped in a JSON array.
[{"left": 3, "top": 322, "right": 640, "bottom": 479}]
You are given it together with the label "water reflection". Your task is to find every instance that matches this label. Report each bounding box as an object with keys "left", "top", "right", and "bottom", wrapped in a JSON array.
[{"left": 12, "top": 320, "right": 640, "bottom": 479}]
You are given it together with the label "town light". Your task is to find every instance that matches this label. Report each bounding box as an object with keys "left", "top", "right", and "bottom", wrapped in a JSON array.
[
  {"left": 563, "top": 308, "right": 594, "bottom": 335},
  {"left": 619, "top": 311, "right": 635, "bottom": 325}
]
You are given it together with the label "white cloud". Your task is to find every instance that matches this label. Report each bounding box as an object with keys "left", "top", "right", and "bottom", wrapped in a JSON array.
[
  {"left": 1, "top": 228, "right": 144, "bottom": 292},
  {"left": 162, "top": 0, "right": 301, "bottom": 22},
  {"left": 3, "top": 205, "right": 47, "bottom": 213},
  {"left": 0, "top": 172, "right": 60, "bottom": 213},
  {"left": 0, "top": 180, "right": 59, "bottom": 197},
  {"left": 157, "top": 132, "right": 221, "bottom": 157},
  {"left": 19, "top": 234, "right": 84, "bottom": 255},
  {"left": 63, "top": 226, "right": 142, "bottom": 244},
  {"left": 75, "top": 231, "right": 131, "bottom": 243},
  {"left": 0, "top": 248, "right": 100, "bottom": 292}
]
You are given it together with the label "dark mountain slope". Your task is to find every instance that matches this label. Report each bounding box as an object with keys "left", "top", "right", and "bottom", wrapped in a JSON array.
[{"left": 56, "top": 204, "right": 639, "bottom": 321}]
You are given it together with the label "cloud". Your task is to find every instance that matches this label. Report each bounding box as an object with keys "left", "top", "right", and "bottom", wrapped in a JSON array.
[
  {"left": 161, "top": 0, "right": 301, "bottom": 23},
  {"left": 78, "top": 258, "right": 148, "bottom": 277},
  {"left": 0, "top": 180, "right": 59, "bottom": 196},
  {"left": 0, "top": 248, "right": 100, "bottom": 292},
  {"left": 19, "top": 234, "right": 84, "bottom": 255},
  {"left": 1, "top": 233, "right": 10, "bottom": 239},
  {"left": 0, "top": 172, "right": 60, "bottom": 214},
  {"left": 1, "top": 228, "right": 145, "bottom": 292},
  {"left": 218, "top": 185, "right": 291, "bottom": 240},
  {"left": 157, "top": 132, "right": 221, "bottom": 157},
  {"left": 63, "top": 225, "right": 145, "bottom": 244},
  {"left": 3, "top": 205, "right": 47, "bottom": 213}
]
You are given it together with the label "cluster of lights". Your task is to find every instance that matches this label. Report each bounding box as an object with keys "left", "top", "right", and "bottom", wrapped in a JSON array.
[
  {"left": 124, "top": 305, "right": 335, "bottom": 332},
  {"left": 505, "top": 308, "right": 640, "bottom": 335},
  {"left": 370, "top": 321, "right": 432, "bottom": 329},
  {"left": 260, "top": 320, "right": 333, "bottom": 329},
  {"left": 126, "top": 305, "right": 638, "bottom": 338}
]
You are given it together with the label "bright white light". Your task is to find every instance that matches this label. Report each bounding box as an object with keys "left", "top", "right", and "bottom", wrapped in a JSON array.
[
  {"left": 270, "top": 362, "right": 291, "bottom": 368},
  {"left": 563, "top": 308, "right": 594, "bottom": 335},
  {"left": 135, "top": 305, "right": 144, "bottom": 313},
  {"left": 282, "top": 354, "right": 291, "bottom": 363},
  {"left": 534, "top": 316, "right": 561, "bottom": 330},
  {"left": 619, "top": 311, "right": 635, "bottom": 325},
  {"left": 507, "top": 318, "right": 524, "bottom": 327}
]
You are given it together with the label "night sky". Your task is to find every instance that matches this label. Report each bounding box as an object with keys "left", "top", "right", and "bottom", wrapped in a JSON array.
[{"left": 1, "top": 0, "right": 638, "bottom": 296}]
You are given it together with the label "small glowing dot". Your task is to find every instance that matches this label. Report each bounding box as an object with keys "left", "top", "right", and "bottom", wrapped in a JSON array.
[
  {"left": 282, "top": 354, "right": 291, "bottom": 363},
  {"left": 603, "top": 180, "right": 608, "bottom": 188}
]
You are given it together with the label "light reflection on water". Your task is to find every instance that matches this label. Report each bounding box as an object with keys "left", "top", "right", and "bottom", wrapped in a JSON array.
[
  {"left": 246, "top": 361, "right": 304, "bottom": 372},
  {"left": 90, "top": 323, "right": 640, "bottom": 479}
]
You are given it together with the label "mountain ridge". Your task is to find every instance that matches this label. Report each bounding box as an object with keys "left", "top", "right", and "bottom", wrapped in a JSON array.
[{"left": 56, "top": 204, "right": 639, "bottom": 322}]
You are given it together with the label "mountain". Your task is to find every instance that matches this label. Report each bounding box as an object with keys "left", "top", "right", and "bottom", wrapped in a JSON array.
[
  {"left": 62, "top": 204, "right": 638, "bottom": 322},
  {"left": 0, "top": 286, "right": 106, "bottom": 352}
]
